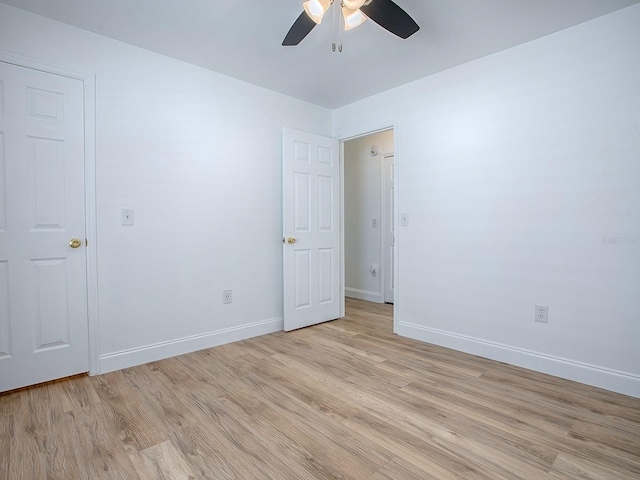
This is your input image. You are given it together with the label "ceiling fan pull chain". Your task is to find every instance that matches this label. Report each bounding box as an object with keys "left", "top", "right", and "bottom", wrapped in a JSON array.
[
  {"left": 331, "top": 2, "right": 343, "bottom": 53},
  {"left": 338, "top": 1, "right": 343, "bottom": 50},
  {"left": 332, "top": 1, "right": 338, "bottom": 52}
]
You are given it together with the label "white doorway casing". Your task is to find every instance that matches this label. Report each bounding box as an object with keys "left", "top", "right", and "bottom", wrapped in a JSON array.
[
  {"left": 343, "top": 131, "right": 393, "bottom": 305},
  {"left": 383, "top": 153, "right": 395, "bottom": 304},
  {"left": 338, "top": 121, "right": 400, "bottom": 333}
]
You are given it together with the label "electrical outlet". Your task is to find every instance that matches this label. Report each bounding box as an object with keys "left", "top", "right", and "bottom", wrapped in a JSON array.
[
  {"left": 535, "top": 305, "right": 548, "bottom": 323},
  {"left": 223, "top": 289, "right": 232, "bottom": 304},
  {"left": 372, "top": 218, "right": 377, "bottom": 228}
]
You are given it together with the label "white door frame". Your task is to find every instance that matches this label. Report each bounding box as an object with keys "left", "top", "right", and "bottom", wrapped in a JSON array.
[
  {"left": 0, "top": 50, "right": 100, "bottom": 375},
  {"left": 381, "top": 151, "right": 394, "bottom": 305},
  {"left": 337, "top": 119, "right": 400, "bottom": 333}
]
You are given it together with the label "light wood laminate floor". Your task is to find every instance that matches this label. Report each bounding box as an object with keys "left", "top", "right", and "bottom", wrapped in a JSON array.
[{"left": 1, "top": 298, "right": 639, "bottom": 479}]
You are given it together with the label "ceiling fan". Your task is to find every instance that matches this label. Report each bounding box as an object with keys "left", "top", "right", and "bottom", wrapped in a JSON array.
[{"left": 283, "top": 0, "right": 420, "bottom": 46}]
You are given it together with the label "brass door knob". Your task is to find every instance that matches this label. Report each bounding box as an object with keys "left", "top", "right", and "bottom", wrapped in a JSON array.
[
  {"left": 69, "top": 238, "right": 82, "bottom": 249},
  {"left": 287, "top": 237, "right": 297, "bottom": 245}
]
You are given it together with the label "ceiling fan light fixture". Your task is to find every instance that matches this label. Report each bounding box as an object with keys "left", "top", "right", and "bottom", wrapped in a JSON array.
[
  {"left": 303, "top": 0, "right": 331, "bottom": 24},
  {"left": 342, "top": 6, "right": 367, "bottom": 30},
  {"left": 284, "top": 0, "right": 418, "bottom": 46}
]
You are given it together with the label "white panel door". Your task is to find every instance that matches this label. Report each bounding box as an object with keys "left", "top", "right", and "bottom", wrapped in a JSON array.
[
  {"left": 0, "top": 61, "right": 88, "bottom": 392},
  {"left": 383, "top": 154, "right": 395, "bottom": 304},
  {"left": 283, "top": 128, "right": 341, "bottom": 331}
]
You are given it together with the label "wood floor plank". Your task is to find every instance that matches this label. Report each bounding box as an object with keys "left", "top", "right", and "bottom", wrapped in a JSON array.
[
  {"left": 226, "top": 368, "right": 395, "bottom": 471},
  {"left": 568, "top": 416, "right": 640, "bottom": 457},
  {"left": 146, "top": 355, "right": 227, "bottom": 399},
  {"left": 0, "top": 390, "right": 22, "bottom": 418},
  {"left": 58, "top": 374, "right": 101, "bottom": 412},
  {"left": 254, "top": 332, "right": 357, "bottom": 380},
  {"left": 120, "top": 364, "right": 201, "bottom": 431},
  {"left": 373, "top": 455, "right": 441, "bottom": 480},
  {"left": 402, "top": 379, "right": 571, "bottom": 439},
  {"left": 342, "top": 409, "right": 491, "bottom": 480},
  {"left": 240, "top": 352, "right": 361, "bottom": 420},
  {"left": 129, "top": 440, "right": 197, "bottom": 480},
  {"left": 401, "top": 381, "right": 640, "bottom": 478},
  {"left": 69, "top": 403, "right": 141, "bottom": 479},
  {"left": 550, "top": 451, "right": 640, "bottom": 480},
  {"left": 480, "top": 367, "right": 640, "bottom": 422},
  {"left": 90, "top": 371, "right": 166, "bottom": 453},
  {"left": 8, "top": 384, "right": 85, "bottom": 480},
  {"left": 170, "top": 420, "right": 275, "bottom": 480},
  {"left": 389, "top": 401, "right": 560, "bottom": 479},
  {"left": 268, "top": 351, "right": 409, "bottom": 421},
  {"left": 0, "top": 414, "right": 13, "bottom": 478},
  {"left": 1, "top": 297, "right": 639, "bottom": 479},
  {"left": 172, "top": 391, "right": 302, "bottom": 479},
  {"left": 220, "top": 387, "right": 386, "bottom": 480},
  {"left": 415, "top": 367, "right": 579, "bottom": 433},
  {"left": 340, "top": 373, "right": 560, "bottom": 478}
]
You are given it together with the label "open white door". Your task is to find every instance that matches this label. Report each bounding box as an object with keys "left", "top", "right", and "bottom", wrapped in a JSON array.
[
  {"left": 0, "top": 61, "right": 89, "bottom": 392},
  {"left": 283, "top": 128, "right": 341, "bottom": 331}
]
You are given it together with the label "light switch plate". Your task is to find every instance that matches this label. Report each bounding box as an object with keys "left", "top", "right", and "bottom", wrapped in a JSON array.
[
  {"left": 121, "top": 208, "right": 134, "bottom": 226},
  {"left": 401, "top": 213, "right": 409, "bottom": 226}
]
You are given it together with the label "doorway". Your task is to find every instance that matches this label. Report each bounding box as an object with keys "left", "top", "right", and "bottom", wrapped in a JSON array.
[
  {"left": 0, "top": 52, "right": 98, "bottom": 391},
  {"left": 342, "top": 128, "right": 395, "bottom": 329}
]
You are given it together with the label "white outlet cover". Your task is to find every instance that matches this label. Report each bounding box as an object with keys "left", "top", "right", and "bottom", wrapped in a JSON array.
[
  {"left": 223, "top": 289, "right": 232, "bottom": 304},
  {"left": 535, "top": 305, "right": 549, "bottom": 323}
]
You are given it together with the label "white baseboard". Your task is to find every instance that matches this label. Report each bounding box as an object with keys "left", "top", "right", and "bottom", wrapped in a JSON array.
[
  {"left": 345, "top": 287, "right": 383, "bottom": 303},
  {"left": 98, "top": 316, "right": 283, "bottom": 374},
  {"left": 397, "top": 321, "right": 640, "bottom": 399}
]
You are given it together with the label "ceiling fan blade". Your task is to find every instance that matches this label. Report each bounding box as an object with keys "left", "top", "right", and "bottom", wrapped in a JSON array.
[
  {"left": 282, "top": 11, "right": 317, "bottom": 46},
  {"left": 360, "top": 0, "right": 419, "bottom": 39}
]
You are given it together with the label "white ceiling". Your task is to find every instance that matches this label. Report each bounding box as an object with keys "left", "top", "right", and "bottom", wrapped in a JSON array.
[{"left": 3, "top": 0, "right": 639, "bottom": 109}]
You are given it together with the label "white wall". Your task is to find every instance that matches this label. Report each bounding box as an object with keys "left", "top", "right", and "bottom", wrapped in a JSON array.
[
  {"left": 0, "top": 3, "right": 332, "bottom": 372},
  {"left": 344, "top": 130, "right": 394, "bottom": 303},
  {"left": 334, "top": 5, "right": 640, "bottom": 397}
]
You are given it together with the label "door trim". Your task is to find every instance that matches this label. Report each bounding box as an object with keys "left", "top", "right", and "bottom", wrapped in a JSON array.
[
  {"left": 336, "top": 119, "right": 400, "bottom": 333},
  {"left": 381, "top": 151, "right": 394, "bottom": 305},
  {"left": 0, "top": 50, "right": 100, "bottom": 375}
]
